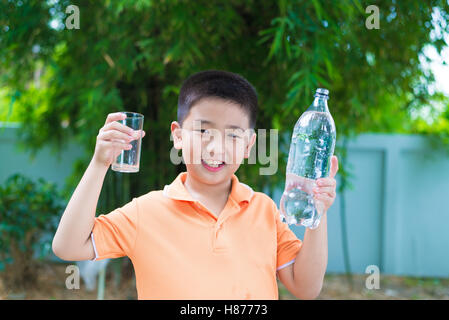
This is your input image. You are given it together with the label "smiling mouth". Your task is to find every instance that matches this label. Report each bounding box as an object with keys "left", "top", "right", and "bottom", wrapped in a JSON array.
[{"left": 201, "top": 159, "right": 225, "bottom": 171}]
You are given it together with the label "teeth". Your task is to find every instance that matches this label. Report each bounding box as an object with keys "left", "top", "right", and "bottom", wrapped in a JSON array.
[{"left": 203, "top": 160, "right": 224, "bottom": 167}]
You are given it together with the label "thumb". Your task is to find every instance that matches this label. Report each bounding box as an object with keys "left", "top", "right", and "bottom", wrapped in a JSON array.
[{"left": 329, "top": 155, "right": 339, "bottom": 178}]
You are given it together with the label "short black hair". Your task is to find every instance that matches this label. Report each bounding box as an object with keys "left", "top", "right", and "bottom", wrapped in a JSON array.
[{"left": 177, "top": 70, "right": 258, "bottom": 129}]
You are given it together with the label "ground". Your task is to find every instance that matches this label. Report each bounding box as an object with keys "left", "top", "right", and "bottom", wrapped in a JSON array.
[
  {"left": 1, "top": 262, "right": 448, "bottom": 300},
  {"left": 279, "top": 273, "right": 449, "bottom": 300}
]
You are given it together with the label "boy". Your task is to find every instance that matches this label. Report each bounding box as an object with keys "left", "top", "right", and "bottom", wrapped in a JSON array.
[{"left": 52, "top": 70, "right": 339, "bottom": 300}]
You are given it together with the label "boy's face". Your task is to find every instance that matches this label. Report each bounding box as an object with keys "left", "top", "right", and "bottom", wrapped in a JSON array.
[{"left": 171, "top": 97, "right": 257, "bottom": 185}]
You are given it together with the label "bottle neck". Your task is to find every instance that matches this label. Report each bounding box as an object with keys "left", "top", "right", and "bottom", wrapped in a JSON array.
[{"left": 311, "top": 95, "right": 329, "bottom": 112}]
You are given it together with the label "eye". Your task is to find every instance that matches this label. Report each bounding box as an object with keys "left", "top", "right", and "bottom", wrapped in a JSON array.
[
  {"left": 194, "top": 129, "right": 212, "bottom": 139},
  {"left": 228, "top": 133, "right": 241, "bottom": 139},
  {"left": 194, "top": 129, "right": 209, "bottom": 134}
]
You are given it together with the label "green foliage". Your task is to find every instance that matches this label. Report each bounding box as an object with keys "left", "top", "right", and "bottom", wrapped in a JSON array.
[
  {"left": 409, "top": 93, "right": 449, "bottom": 156},
  {"left": 1, "top": 0, "right": 448, "bottom": 199},
  {"left": 0, "top": 173, "right": 65, "bottom": 290}
]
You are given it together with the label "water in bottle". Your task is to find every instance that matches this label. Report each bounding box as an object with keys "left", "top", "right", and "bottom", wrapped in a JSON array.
[{"left": 280, "top": 88, "right": 336, "bottom": 229}]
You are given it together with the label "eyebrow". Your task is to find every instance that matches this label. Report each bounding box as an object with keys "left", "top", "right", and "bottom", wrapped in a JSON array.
[{"left": 195, "top": 119, "right": 244, "bottom": 131}]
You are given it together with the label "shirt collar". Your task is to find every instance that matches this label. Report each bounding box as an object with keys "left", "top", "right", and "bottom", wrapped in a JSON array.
[{"left": 163, "top": 171, "right": 254, "bottom": 205}]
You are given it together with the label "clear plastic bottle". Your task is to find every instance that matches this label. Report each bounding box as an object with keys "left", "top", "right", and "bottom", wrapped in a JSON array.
[{"left": 280, "top": 88, "right": 336, "bottom": 229}]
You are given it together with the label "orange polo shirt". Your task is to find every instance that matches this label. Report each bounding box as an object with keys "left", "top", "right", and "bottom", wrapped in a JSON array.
[{"left": 91, "top": 171, "right": 302, "bottom": 299}]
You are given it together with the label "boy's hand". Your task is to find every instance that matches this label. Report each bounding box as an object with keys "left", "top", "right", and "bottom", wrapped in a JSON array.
[
  {"left": 92, "top": 112, "right": 146, "bottom": 168},
  {"left": 313, "top": 155, "right": 339, "bottom": 215}
]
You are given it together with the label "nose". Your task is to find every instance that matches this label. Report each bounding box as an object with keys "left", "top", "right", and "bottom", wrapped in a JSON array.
[{"left": 204, "top": 131, "right": 225, "bottom": 158}]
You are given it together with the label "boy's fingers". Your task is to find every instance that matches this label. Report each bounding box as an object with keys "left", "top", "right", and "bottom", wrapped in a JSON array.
[
  {"left": 102, "top": 121, "right": 134, "bottom": 136},
  {"left": 131, "top": 129, "right": 145, "bottom": 139},
  {"left": 314, "top": 193, "right": 329, "bottom": 200},
  {"left": 313, "top": 186, "right": 334, "bottom": 193},
  {"left": 105, "top": 112, "right": 126, "bottom": 125},
  {"left": 316, "top": 177, "right": 336, "bottom": 187},
  {"left": 98, "top": 129, "right": 133, "bottom": 142},
  {"left": 329, "top": 155, "right": 339, "bottom": 178},
  {"left": 313, "top": 186, "right": 336, "bottom": 198},
  {"left": 98, "top": 139, "right": 132, "bottom": 150}
]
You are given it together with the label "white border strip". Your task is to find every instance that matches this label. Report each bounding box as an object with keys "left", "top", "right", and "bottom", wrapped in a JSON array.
[
  {"left": 276, "top": 258, "right": 295, "bottom": 271},
  {"left": 90, "top": 232, "right": 99, "bottom": 261}
]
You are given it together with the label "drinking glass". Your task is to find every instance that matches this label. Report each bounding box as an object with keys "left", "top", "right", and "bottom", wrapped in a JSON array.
[{"left": 111, "top": 112, "right": 144, "bottom": 173}]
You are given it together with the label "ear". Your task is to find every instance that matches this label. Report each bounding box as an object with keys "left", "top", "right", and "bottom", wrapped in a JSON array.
[
  {"left": 171, "top": 121, "right": 183, "bottom": 150},
  {"left": 244, "top": 130, "right": 257, "bottom": 159}
]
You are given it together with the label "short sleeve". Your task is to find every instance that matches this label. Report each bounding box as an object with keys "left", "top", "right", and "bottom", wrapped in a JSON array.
[
  {"left": 91, "top": 197, "right": 139, "bottom": 261},
  {"left": 273, "top": 201, "right": 303, "bottom": 270}
]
